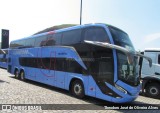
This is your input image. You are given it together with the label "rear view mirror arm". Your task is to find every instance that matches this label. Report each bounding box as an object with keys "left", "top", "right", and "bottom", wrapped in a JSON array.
[{"left": 136, "top": 52, "right": 152, "bottom": 67}]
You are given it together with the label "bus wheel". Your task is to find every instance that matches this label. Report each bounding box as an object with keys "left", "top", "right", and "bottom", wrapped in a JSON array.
[
  {"left": 71, "top": 80, "right": 85, "bottom": 99},
  {"left": 20, "top": 70, "right": 25, "bottom": 81},
  {"left": 14, "top": 69, "right": 19, "bottom": 79},
  {"left": 146, "top": 83, "right": 160, "bottom": 99}
]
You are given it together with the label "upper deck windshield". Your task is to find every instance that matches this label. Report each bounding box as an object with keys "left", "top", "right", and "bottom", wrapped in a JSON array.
[
  {"left": 84, "top": 27, "right": 110, "bottom": 43},
  {"left": 109, "top": 26, "right": 139, "bottom": 86},
  {"left": 109, "top": 26, "right": 135, "bottom": 52}
]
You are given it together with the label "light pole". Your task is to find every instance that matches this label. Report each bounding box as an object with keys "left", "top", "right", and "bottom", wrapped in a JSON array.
[{"left": 80, "top": 0, "right": 82, "bottom": 25}]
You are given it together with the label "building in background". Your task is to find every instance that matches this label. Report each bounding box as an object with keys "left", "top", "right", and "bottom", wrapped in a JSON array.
[{"left": 1, "top": 29, "right": 9, "bottom": 49}]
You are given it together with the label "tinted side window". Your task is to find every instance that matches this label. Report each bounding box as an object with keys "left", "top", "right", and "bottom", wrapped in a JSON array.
[
  {"left": 35, "top": 36, "right": 47, "bottom": 47},
  {"left": 46, "top": 33, "right": 62, "bottom": 46},
  {"left": 25, "top": 38, "right": 35, "bottom": 47},
  {"left": 68, "top": 59, "right": 84, "bottom": 74},
  {"left": 158, "top": 55, "right": 160, "bottom": 64},
  {"left": 14, "top": 41, "right": 19, "bottom": 48},
  {"left": 55, "top": 58, "right": 66, "bottom": 71},
  {"left": 84, "top": 27, "right": 110, "bottom": 43},
  {"left": 62, "top": 29, "right": 81, "bottom": 45},
  {"left": 45, "top": 38, "right": 55, "bottom": 46},
  {"left": 10, "top": 42, "right": 16, "bottom": 48},
  {"left": 54, "top": 33, "right": 62, "bottom": 45},
  {"left": 10, "top": 41, "right": 21, "bottom": 48},
  {"left": 15, "top": 40, "right": 26, "bottom": 47}
]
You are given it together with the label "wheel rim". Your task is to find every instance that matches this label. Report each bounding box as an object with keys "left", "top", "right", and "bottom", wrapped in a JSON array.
[
  {"left": 21, "top": 72, "right": 24, "bottom": 80},
  {"left": 74, "top": 83, "right": 82, "bottom": 95},
  {"left": 150, "top": 87, "right": 158, "bottom": 95},
  {"left": 15, "top": 71, "right": 19, "bottom": 78}
]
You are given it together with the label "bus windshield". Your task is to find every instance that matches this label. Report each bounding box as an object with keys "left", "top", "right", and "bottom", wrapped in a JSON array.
[
  {"left": 117, "top": 51, "right": 140, "bottom": 86},
  {"left": 109, "top": 26, "right": 135, "bottom": 52}
]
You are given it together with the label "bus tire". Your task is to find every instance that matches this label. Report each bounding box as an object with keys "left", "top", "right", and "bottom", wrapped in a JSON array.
[
  {"left": 14, "top": 69, "right": 19, "bottom": 79},
  {"left": 146, "top": 83, "right": 160, "bottom": 99},
  {"left": 20, "top": 70, "right": 26, "bottom": 81},
  {"left": 71, "top": 80, "right": 85, "bottom": 99}
]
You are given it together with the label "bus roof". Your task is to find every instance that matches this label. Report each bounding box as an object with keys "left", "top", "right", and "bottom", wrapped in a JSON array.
[{"left": 10, "top": 23, "right": 125, "bottom": 43}]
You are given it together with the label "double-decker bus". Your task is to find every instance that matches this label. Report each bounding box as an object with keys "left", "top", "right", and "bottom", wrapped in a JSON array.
[
  {"left": 8, "top": 23, "right": 151, "bottom": 103},
  {"left": 0, "top": 49, "right": 8, "bottom": 69}
]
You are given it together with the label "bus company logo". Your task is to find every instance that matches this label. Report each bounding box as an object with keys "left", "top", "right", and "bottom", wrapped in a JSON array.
[
  {"left": 2, "top": 105, "right": 12, "bottom": 111},
  {"left": 58, "top": 52, "right": 67, "bottom": 55},
  {"left": 13, "top": 50, "right": 29, "bottom": 55}
]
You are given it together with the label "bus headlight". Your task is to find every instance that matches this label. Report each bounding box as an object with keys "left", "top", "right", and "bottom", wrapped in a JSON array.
[{"left": 115, "top": 84, "right": 127, "bottom": 94}]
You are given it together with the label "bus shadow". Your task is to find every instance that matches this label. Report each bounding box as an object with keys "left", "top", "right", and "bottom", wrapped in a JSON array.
[
  {"left": 139, "top": 93, "right": 160, "bottom": 100},
  {"left": 0, "top": 67, "right": 7, "bottom": 70},
  {"left": 0, "top": 79, "right": 10, "bottom": 84},
  {"left": 0, "top": 79, "right": 5, "bottom": 83},
  {"left": 10, "top": 76, "right": 72, "bottom": 96},
  {"left": 10, "top": 77, "right": 160, "bottom": 112}
]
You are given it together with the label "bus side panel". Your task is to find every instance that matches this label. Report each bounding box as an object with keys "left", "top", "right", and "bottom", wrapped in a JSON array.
[
  {"left": 55, "top": 71, "right": 66, "bottom": 89},
  {"left": 0, "top": 62, "right": 7, "bottom": 69},
  {"left": 45, "top": 70, "right": 55, "bottom": 86},
  {"left": 9, "top": 49, "right": 20, "bottom": 75},
  {"left": 25, "top": 67, "right": 36, "bottom": 80},
  {"left": 95, "top": 85, "right": 112, "bottom": 102},
  {"left": 0, "top": 55, "right": 7, "bottom": 69},
  {"left": 34, "top": 47, "right": 55, "bottom": 85},
  {"left": 87, "top": 76, "right": 96, "bottom": 97},
  {"left": 87, "top": 75, "right": 112, "bottom": 101},
  {"left": 36, "top": 68, "right": 54, "bottom": 85}
]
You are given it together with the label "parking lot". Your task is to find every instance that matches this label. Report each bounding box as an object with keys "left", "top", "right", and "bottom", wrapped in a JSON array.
[{"left": 0, "top": 68, "right": 159, "bottom": 113}]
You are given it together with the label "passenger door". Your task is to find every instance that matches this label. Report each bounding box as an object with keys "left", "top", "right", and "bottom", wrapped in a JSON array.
[{"left": 54, "top": 58, "right": 66, "bottom": 89}]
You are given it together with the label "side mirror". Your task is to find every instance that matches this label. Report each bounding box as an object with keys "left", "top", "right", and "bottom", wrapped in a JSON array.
[
  {"left": 136, "top": 52, "right": 152, "bottom": 67},
  {"left": 0, "top": 49, "right": 6, "bottom": 54}
]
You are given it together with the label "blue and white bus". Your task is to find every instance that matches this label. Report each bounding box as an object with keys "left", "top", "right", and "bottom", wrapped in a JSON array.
[
  {"left": 0, "top": 49, "right": 8, "bottom": 69},
  {"left": 8, "top": 23, "right": 151, "bottom": 103}
]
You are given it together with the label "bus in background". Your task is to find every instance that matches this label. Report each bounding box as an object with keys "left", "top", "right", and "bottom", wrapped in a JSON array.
[
  {"left": 0, "top": 49, "right": 8, "bottom": 69},
  {"left": 8, "top": 23, "right": 151, "bottom": 103}
]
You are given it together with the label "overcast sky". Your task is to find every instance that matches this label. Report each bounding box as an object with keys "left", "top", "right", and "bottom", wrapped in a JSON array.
[{"left": 0, "top": 0, "right": 160, "bottom": 50}]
